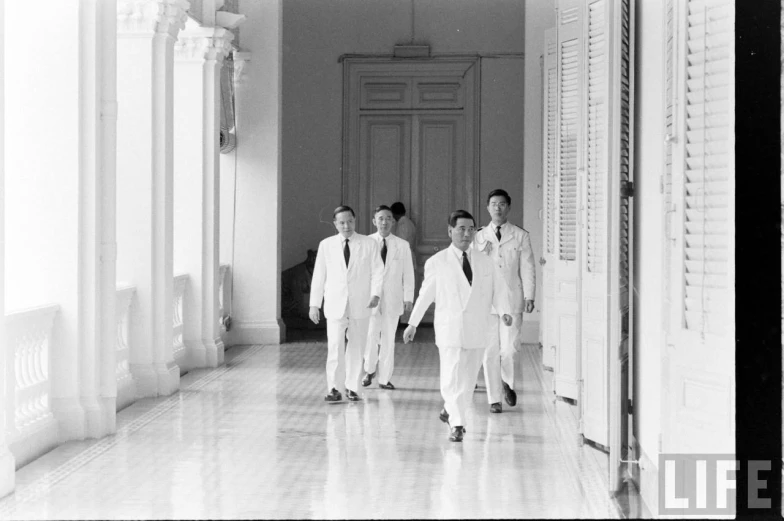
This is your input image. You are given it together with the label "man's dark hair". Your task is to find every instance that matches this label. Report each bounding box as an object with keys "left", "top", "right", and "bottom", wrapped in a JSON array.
[
  {"left": 374, "top": 205, "right": 393, "bottom": 216},
  {"left": 333, "top": 205, "right": 355, "bottom": 220},
  {"left": 486, "top": 188, "right": 511, "bottom": 205},
  {"left": 448, "top": 209, "right": 475, "bottom": 228},
  {"left": 390, "top": 202, "right": 406, "bottom": 217}
]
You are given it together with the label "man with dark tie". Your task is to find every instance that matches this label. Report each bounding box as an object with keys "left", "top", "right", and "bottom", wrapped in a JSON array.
[
  {"left": 362, "top": 205, "right": 415, "bottom": 390},
  {"left": 474, "top": 189, "right": 536, "bottom": 413},
  {"left": 309, "top": 206, "right": 384, "bottom": 402},
  {"left": 403, "top": 210, "right": 512, "bottom": 442}
]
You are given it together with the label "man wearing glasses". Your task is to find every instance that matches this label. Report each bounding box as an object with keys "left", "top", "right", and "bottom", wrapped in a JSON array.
[{"left": 474, "top": 189, "right": 536, "bottom": 414}]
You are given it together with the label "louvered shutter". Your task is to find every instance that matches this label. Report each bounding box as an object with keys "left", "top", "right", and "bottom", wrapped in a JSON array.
[
  {"left": 558, "top": 34, "right": 579, "bottom": 262},
  {"left": 542, "top": 28, "right": 558, "bottom": 370},
  {"left": 552, "top": 0, "right": 583, "bottom": 401},
  {"left": 680, "top": 0, "right": 732, "bottom": 336}
]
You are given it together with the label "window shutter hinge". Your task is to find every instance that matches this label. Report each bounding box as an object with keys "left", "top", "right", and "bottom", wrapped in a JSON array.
[{"left": 627, "top": 398, "right": 634, "bottom": 415}]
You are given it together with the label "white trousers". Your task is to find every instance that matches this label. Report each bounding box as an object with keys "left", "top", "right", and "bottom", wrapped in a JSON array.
[
  {"left": 326, "top": 303, "right": 370, "bottom": 394},
  {"left": 439, "top": 346, "right": 484, "bottom": 428},
  {"left": 483, "top": 313, "right": 523, "bottom": 404},
  {"left": 364, "top": 312, "right": 400, "bottom": 384}
]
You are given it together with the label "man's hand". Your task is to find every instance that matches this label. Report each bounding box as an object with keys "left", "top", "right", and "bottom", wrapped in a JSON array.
[
  {"left": 308, "top": 306, "right": 320, "bottom": 325},
  {"left": 368, "top": 295, "right": 380, "bottom": 308},
  {"left": 404, "top": 301, "right": 413, "bottom": 313},
  {"left": 501, "top": 314, "right": 513, "bottom": 327},
  {"left": 524, "top": 299, "right": 535, "bottom": 313},
  {"left": 403, "top": 325, "right": 417, "bottom": 343}
]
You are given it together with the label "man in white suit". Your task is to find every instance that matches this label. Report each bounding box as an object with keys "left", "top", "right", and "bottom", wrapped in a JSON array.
[
  {"left": 309, "top": 206, "right": 384, "bottom": 402},
  {"left": 362, "top": 205, "right": 415, "bottom": 390},
  {"left": 474, "top": 189, "right": 536, "bottom": 413},
  {"left": 403, "top": 210, "right": 512, "bottom": 442}
]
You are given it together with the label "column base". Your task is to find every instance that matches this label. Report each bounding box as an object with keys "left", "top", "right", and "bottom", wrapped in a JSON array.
[
  {"left": 227, "top": 319, "right": 286, "bottom": 346},
  {"left": 116, "top": 374, "right": 137, "bottom": 412},
  {"left": 0, "top": 448, "right": 15, "bottom": 498},
  {"left": 80, "top": 395, "right": 111, "bottom": 439},
  {"left": 131, "top": 361, "right": 181, "bottom": 397},
  {"left": 100, "top": 396, "right": 117, "bottom": 434},
  {"left": 50, "top": 396, "right": 85, "bottom": 441},
  {"left": 156, "top": 361, "right": 180, "bottom": 396}
]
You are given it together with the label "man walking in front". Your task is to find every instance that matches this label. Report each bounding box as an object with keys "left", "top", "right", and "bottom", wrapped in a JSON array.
[
  {"left": 475, "top": 189, "right": 536, "bottom": 413},
  {"left": 403, "top": 210, "right": 512, "bottom": 442},
  {"left": 310, "top": 206, "right": 384, "bottom": 402},
  {"left": 362, "top": 205, "right": 415, "bottom": 390}
]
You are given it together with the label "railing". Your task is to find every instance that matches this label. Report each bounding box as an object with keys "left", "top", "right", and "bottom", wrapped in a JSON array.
[
  {"left": 5, "top": 304, "right": 60, "bottom": 467},
  {"left": 115, "top": 285, "right": 136, "bottom": 411},
  {"left": 172, "top": 274, "right": 189, "bottom": 366},
  {"left": 219, "top": 264, "right": 231, "bottom": 334}
]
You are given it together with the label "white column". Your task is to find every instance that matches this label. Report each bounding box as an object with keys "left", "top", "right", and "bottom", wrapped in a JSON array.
[
  {"left": 0, "top": 0, "right": 16, "bottom": 500},
  {"left": 227, "top": 0, "right": 285, "bottom": 346},
  {"left": 76, "top": 0, "right": 119, "bottom": 439},
  {"left": 117, "top": 0, "right": 188, "bottom": 397},
  {"left": 174, "top": 25, "right": 233, "bottom": 368}
]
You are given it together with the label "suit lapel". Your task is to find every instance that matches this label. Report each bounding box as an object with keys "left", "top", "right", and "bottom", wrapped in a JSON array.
[{"left": 448, "top": 249, "right": 471, "bottom": 307}]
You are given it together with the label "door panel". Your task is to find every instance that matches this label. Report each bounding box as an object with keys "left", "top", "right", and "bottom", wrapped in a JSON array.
[
  {"left": 541, "top": 27, "right": 558, "bottom": 370},
  {"left": 553, "top": 0, "right": 583, "bottom": 401},
  {"left": 663, "top": 0, "right": 735, "bottom": 456},
  {"left": 358, "top": 116, "right": 411, "bottom": 233}
]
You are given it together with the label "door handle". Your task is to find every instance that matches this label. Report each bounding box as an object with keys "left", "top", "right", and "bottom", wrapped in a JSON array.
[{"left": 433, "top": 246, "right": 439, "bottom": 252}]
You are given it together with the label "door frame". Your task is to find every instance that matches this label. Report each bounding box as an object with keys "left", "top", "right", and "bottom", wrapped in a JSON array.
[{"left": 341, "top": 57, "right": 482, "bottom": 230}]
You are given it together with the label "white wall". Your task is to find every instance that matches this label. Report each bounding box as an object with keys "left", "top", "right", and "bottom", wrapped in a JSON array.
[
  {"left": 280, "top": 0, "right": 539, "bottom": 337},
  {"left": 227, "top": 0, "right": 283, "bottom": 344}
]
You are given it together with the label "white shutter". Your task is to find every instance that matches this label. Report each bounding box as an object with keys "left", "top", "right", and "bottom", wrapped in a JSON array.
[
  {"left": 681, "top": 0, "right": 732, "bottom": 336},
  {"left": 545, "top": 31, "right": 558, "bottom": 256},
  {"left": 542, "top": 28, "right": 558, "bottom": 370},
  {"left": 586, "top": 0, "right": 607, "bottom": 274},
  {"left": 558, "top": 36, "right": 580, "bottom": 262}
]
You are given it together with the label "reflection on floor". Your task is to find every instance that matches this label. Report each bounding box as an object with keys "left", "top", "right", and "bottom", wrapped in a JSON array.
[{"left": 0, "top": 327, "right": 638, "bottom": 519}]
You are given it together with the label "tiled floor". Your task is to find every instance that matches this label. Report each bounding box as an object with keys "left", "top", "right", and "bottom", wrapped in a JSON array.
[{"left": 0, "top": 328, "right": 626, "bottom": 519}]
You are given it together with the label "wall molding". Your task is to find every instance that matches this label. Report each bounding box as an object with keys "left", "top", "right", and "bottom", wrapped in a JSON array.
[{"left": 228, "top": 319, "right": 286, "bottom": 346}]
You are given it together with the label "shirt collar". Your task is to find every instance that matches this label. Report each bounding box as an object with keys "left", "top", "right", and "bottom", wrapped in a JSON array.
[
  {"left": 450, "top": 244, "right": 470, "bottom": 262},
  {"left": 491, "top": 221, "right": 507, "bottom": 233},
  {"left": 341, "top": 232, "right": 356, "bottom": 242}
]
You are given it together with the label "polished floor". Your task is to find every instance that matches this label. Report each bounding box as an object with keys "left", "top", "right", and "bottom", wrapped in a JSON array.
[{"left": 0, "top": 328, "right": 626, "bottom": 519}]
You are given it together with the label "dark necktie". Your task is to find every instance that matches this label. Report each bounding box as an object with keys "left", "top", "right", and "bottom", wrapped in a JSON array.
[
  {"left": 495, "top": 226, "right": 501, "bottom": 241},
  {"left": 462, "top": 252, "right": 472, "bottom": 286},
  {"left": 381, "top": 238, "right": 387, "bottom": 265},
  {"left": 344, "top": 238, "right": 350, "bottom": 267}
]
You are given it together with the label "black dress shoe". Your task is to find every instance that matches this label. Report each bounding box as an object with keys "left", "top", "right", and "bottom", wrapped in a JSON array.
[
  {"left": 490, "top": 402, "right": 502, "bottom": 414},
  {"left": 449, "top": 426, "right": 464, "bottom": 442},
  {"left": 346, "top": 389, "right": 360, "bottom": 401},
  {"left": 439, "top": 408, "right": 449, "bottom": 424},
  {"left": 378, "top": 381, "right": 395, "bottom": 390},
  {"left": 324, "top": 388, "right": 342, "bottom": 402},
  {"left": 362, "top": 372, "right": 375, "bottom": 387},
  {"left": 503, "top": 381, "right": 517, "bottom": 407}
]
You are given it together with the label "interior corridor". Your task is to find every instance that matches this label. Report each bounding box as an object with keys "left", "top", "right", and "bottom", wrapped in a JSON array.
[{"left": 0, "top": 331, "right": 623, "bottom": 519}]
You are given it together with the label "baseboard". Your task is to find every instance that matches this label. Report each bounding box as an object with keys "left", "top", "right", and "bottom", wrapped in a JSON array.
[
  {"left": 9, "top": 416, "right": 59, "bottom": 469},
  {"left": 0, "top": 448, "right": 15, "bottom": 498},
  {"left": 227, "top": 319, "right": 286, "bottom": 346},
  {"left": 521, "top": 319, "right": 540, "bottom": 344}
]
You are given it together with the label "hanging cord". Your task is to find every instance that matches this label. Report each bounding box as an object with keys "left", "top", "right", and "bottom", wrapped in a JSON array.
[{"left": 228, "top": 52, "right": 238, "bottom": 325}]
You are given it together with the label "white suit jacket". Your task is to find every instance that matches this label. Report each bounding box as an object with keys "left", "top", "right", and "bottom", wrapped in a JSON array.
[
  {"left": 368, "top": 232, "right": 415, "bottom": 317},
  {"left": 474, "top": 222, "right": 536, "bottom": 313},
  {"left": 309, "top": 232, "right": 384, "bottom": 320},
  {"left": 408, "top": 246, "right": 510, "bottom": 350}
]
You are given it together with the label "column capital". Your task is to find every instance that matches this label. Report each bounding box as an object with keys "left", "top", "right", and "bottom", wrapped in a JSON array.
[
  {"left": 117, "top": 0, "right": 190, "bottom": 38},
  {"left": 175, "top": 27, "right": 234, "bottom": 63}
]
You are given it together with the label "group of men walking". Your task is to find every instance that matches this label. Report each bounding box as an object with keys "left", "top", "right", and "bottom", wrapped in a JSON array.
[{"left": 308, "top": 190, "right": 536, "bottom": 442}]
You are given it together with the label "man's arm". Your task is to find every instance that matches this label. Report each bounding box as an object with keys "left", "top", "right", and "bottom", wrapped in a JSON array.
[
  {"left": 519, "top": 230, "right": 536, "bottom": 304},
  {"left": 407, "top": 257, "right": 436, "bottom": 327},
  {"left": 309, "top": 241, "right": 327, "bottom": 323},
  {"left": 368, "top": 239, "right": 383, "bottom": 307},
  {"left": 402, "top": 241, "right": 415, "bottom": 308}
]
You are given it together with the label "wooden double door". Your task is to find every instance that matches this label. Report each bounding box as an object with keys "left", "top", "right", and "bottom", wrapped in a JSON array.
[{"left": 342, "top": 59, "right": 480, "bottom": 320}]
